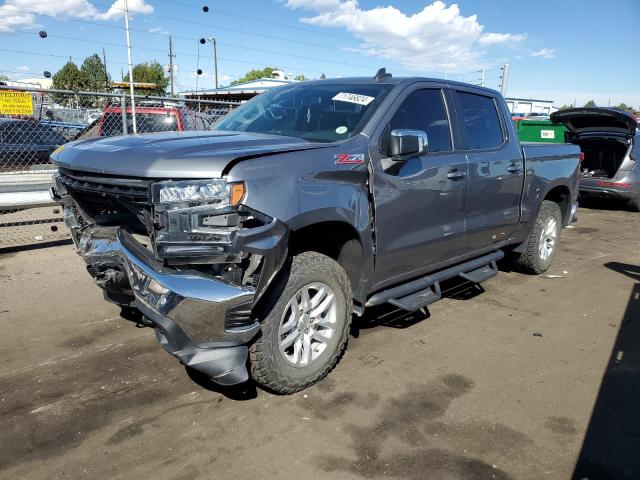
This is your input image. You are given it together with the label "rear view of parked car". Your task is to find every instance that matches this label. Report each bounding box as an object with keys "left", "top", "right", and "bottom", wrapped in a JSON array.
[
  {"left": 98, "top": 103, "right": 213, "bottom": 136},
  {"left": 551, "top": 108, "right": 639, "bottom": 210},
  {"left": 0, "top": 118, "right": 67, "bottom": 171}
]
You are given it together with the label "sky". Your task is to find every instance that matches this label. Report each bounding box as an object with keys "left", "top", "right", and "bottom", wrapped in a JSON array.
[{"left": 1, "top": 0, "right": 639, "bottom": 107}]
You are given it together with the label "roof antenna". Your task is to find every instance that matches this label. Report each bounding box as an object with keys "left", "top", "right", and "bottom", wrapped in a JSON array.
[{"left": 373, "top": 67, "right": 392, "bottom": 81}]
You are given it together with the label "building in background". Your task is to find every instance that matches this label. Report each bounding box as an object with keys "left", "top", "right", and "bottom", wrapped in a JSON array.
[
  {"left": 1, "top": 78, "right": 53, "bottom": 90},
  {"left": 505, "top": 97, "right": 557, "bottom": 115},
  {"left": 181, "top": 77, "right": 296, "bottom": 103}
]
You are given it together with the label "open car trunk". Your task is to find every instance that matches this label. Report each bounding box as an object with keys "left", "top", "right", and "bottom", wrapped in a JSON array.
[
  {"left": 576, "top": 137, "right": 631, "bottom": 179},
  {"left": 551, "top": 107, "right": 637, "bottom": 179}
]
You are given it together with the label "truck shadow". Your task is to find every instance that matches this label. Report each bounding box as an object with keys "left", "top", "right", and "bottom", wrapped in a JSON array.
[
  {"left": 352, "top": 277, "right": 484, "bottom": 338},
  {"left": 572, "top": 261, "right": 640, "bottom": 480}
]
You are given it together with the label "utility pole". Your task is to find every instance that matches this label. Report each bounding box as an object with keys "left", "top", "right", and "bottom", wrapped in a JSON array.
[
  {"left": 102, "top": 47, "right": 109, "bottom": 90},
  {"left": 123, "top": 0, "right": 137, "bottom": 133},
  {"left": 499, "top": 63, "right": 510, "bottom": 96},
  {"left": 208, "top": 36, "right": 218, "bottom": 89},
  {"left": 168, "top": 35, "right": 175, "bottom": 96},
  {"left": 477, "top": 68, "right": 485, "bottom": 86}
]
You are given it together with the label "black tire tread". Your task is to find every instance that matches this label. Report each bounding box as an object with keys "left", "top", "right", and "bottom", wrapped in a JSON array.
[
  {"left": 249, "top": 252, "right": 352, "bottom": 395},
  {"left": 514, "top": 200, "right": 562, "bottom": 275}
]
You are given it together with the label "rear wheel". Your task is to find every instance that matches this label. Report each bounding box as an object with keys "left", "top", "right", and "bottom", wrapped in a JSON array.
[
  {"left": 249, "top": 252, "right": 352, "bottom": 394},
  {"left": 514, "top": 200, "right": 562, "bottom": 274},
  {"left": 628, "top": 192, "right": 640, "bottom": 212}
]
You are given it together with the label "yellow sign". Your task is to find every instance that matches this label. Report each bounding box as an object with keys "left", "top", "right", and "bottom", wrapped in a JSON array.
[{"left": 0, "top": 91, "right": 34, "bottom": 115}]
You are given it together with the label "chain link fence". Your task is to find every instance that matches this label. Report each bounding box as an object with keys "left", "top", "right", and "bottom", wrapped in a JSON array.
[{"left": 0, "top": 85, "right": 239, "bottom": 249}]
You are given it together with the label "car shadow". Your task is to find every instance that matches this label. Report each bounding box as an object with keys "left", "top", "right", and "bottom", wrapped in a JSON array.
[
  {"left": 185, "top": 367, "right": 259, "bottom": 401},
  {"left": 572, "top": 261, "right": 640, "bottom": 479},
  {"left": 578, "top": 196, "right": 635, "bottom": 212}
]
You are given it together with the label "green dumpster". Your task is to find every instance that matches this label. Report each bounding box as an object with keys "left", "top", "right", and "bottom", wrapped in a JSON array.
[{"left": 515, "top": 119, "right": 568, "bottom": 143}]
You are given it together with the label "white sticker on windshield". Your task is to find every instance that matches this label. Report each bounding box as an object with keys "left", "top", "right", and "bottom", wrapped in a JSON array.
[{"left": 332, "top": 92, "right": 375, "bottom": 106}]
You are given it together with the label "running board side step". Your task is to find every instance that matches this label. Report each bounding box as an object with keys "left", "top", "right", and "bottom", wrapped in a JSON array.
[{"left": 366, "top": 251, "right": 504, "bottom": 312}]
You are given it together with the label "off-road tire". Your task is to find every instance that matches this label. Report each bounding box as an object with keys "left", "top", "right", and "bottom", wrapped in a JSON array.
[
  {"left": 628, "top": 193, "right": 640, "bottom": 212},
  {"left": 249, "top": 252, "right": 352, "bottom": 394},
  {"left": 514, "top": 200, "right": 562, "bottom": 274}
]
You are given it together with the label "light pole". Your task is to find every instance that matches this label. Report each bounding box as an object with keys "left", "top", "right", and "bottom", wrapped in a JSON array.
[
  {"left": 207, "top": 36, "right": 218, "bottom": 90},
  {"left": 123, "top": 0, "right": 137, "bottom": 133}
]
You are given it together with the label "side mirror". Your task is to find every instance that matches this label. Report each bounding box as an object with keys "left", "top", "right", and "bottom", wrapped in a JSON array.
[
  {"left": 389, "top": 129, "right": 428, "bottom": 158},
  {"left": 381, "top": 129, "right": 428, "bottom": 174}
]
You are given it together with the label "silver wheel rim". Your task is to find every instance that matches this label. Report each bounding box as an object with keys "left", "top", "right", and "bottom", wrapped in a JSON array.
[
  {"left": 539, "top": 217, "right": 558, "bottom": 262},
  {"left": 278, "top": 282, "right": 337, "bottom": 368}
]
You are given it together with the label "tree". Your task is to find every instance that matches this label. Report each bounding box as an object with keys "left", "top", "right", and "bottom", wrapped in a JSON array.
[
  {"left": 52, "top": 61, "right": 84, "bottom": 106},
  {"left": 558, "top": 104, "right": 573, "bottom": 110},
  {"left": 80, "top": 54, "right": 110, "bottom": 92},
  {"left": 584, "top": 99, "right": 597, "bottom": 108},
  {"left": 614, "top": 102, "right": 634, "bottom": 112},
  {"left": 52, "top": 61, "right": 83, "bottom": 90},
  {"left": 123, "top": 62, "right": 169, "bottom": 92},
  {"left": 320, "top": 73, "right": 326, "bottom": 79},
  {"left": 294, "top": 74, "right": 307, "bottom": 81},
  {"left": 0, "top": 74, "right": 9, "bottom": 81},
  {"left": 230, "top": 67, "right": 276, "bottom": 85}
]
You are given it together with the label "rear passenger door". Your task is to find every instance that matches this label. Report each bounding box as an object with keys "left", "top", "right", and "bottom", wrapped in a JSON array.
[
  {"left": 452, "top": 88, "right": 524, "bottom": 253},
  {"left": 370, "top": 85, "right": 469, "bottom": 288}
]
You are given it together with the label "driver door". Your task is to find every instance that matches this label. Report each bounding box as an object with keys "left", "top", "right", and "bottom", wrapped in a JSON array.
[{"left": 370, "top": 86, "right": 469, "bottom": 289}]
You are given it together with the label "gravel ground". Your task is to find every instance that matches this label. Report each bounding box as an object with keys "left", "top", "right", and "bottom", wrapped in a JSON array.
[{"left": 0, "top": 206, "right": 638, "bottom": 480}]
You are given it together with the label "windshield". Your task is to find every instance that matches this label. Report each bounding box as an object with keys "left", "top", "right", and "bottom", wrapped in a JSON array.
[{"left": 213, "top": 83, "right": 393, "bottom": 142}]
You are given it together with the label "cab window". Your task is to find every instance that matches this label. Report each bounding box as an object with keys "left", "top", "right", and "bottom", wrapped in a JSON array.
[
  {"left": 455, "top": 91, "right": 504, "bottom": 150},
  {"left": 389, "top": 89, "right": 453, "bottom": 153}
]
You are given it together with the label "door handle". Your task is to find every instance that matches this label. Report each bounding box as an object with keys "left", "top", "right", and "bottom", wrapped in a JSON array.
[
  {"left": 507, "top": 165, "right": 522, "bottom": 173},
  {"left": 447, "top": 170, "right": 466, "bottom": 180}
]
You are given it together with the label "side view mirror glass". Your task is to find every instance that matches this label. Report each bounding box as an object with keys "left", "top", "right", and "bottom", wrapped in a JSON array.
[{"left": 389, "top": 129, "right": 429, "bottom": 158}]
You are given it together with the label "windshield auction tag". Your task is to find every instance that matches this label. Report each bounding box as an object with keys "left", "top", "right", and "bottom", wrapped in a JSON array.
[{"left": 332, "top": 92, "right": 375, "bottom": 106}]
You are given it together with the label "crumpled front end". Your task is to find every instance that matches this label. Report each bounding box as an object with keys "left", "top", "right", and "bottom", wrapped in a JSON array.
[{"left": 52, "top": 170, "right": 289, "bottom": 385}]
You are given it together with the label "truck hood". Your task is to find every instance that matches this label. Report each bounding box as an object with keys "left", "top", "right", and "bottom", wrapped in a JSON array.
[
  {"left": 551, "top": 108, "right": 638, "bottom": 137},
  {"left": 50, "top": 131, "right": 329, "bottom": 178}
]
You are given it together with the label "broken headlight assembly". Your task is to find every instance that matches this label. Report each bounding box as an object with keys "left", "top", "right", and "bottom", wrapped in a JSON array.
[{"left": 151, "top": 179, "right": 247, "bottom": 262}]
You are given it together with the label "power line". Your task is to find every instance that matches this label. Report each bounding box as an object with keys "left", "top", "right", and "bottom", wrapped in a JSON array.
[
  {"left": 6, "top": 2, "right": 489, "bottom": 72},
  {"left": 8, "top": 28, "right": 409, "bottom": 76}
]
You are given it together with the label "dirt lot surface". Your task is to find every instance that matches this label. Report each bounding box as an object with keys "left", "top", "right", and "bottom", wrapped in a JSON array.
[{"left": 1, "top": 206, "right": 638, "bottom": 480}]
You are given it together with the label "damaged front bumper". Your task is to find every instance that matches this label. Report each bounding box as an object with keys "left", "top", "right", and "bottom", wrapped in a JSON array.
[{"left": 67, "top": 219, "right": 288, "bottom": 386}]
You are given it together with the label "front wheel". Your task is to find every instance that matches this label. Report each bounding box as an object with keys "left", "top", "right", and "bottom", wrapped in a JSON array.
[
  {"left": 514, "top": 200, "right": 562, "bottom": 274},
  {"left": 249, "top": 252, "right": 352, "bottom": 394}
]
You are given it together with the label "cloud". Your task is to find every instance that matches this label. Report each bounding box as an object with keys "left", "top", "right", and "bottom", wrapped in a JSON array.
[
  {"left": 98, "top": 0, "right": 153, "bottom": 21},
  {"left": 149, "top": 26, "right": 169, "bottom": 35},
  {"left": 0, "top": 0, "right": 153, "bottom": 31},
  {"left": 15, "top": 65, "right": 29, "bottom": 72},
  {"left": 530, "top": 48, "right": 555, "bottom": 59},
  {"left": 284, "top": 0, "right": 527, "bottom": 73},
  {"left": 478, "top": 32, "right": 527, "bottom": 45}
]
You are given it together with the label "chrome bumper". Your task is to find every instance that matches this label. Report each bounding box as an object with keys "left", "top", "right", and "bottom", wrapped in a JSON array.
[{"left": 76, "top": 225, "right": 259, "bottom": 385}]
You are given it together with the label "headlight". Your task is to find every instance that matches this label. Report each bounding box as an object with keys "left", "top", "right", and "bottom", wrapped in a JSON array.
[
  {"left": 153, "top": 179, "right": 244, "bottom": 207},
  {"left": 151, "top": 179, "right": 246, "bottom": 260}
]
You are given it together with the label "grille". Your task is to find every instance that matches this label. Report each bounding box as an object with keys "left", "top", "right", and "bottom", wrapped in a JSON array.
[
  {"left": 59, "top": 168, "right": 152, "bottom": 232},
  {"left": 58, "top": 168, "right": 151, "bottom": 201}
]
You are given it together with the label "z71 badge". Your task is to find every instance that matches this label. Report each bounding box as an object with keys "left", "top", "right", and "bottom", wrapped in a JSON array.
[{"left": 334, "top": 153, "right": 365, "bottom": 165}]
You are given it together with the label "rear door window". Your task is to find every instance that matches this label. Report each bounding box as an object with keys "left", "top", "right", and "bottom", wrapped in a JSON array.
[
  {"left": 389, "top": 89, "right": 452, "bottom": 152},
  {"left": 455, "top": 91, "right": 504, "bottom": 150}
]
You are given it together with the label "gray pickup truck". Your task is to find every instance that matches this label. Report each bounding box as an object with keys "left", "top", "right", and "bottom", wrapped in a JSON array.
[{"left": 51, "top": 72, "right": 580, "bottom": 393}]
